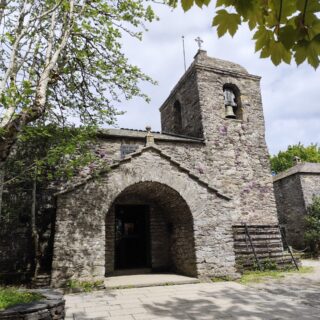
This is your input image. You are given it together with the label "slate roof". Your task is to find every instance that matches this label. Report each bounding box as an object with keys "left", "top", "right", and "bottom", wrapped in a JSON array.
[
  {"left": 273, "top": 162, "right": 320, "bottom": 182},
  {"left": 97, "top": 128, "right": 204, "bottom": 144}
]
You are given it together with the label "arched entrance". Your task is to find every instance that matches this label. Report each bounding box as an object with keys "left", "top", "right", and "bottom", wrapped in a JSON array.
[{"left": 106, "top": 181, "right": 197, "bottom": 277}]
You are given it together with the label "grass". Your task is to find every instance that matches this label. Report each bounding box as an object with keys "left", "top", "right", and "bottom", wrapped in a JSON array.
[
  {"left": 211, "top": 276, "right": 234, "bottom": 282},
  {"left": 66, "top": 279, "right": 104, "bottom": 292},
  {"left": 0, "top": 287, "right": 42, "bottom": 311},
  {"left": 238, "top": 266, "right": 314, "bottom": 284}
]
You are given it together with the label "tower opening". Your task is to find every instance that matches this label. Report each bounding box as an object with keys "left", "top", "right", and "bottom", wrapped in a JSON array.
[{"left": 173, "top": 100, "right": 183, "bottom": 134}]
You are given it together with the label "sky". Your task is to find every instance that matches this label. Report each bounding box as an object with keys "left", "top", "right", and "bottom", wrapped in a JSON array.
[{"left": 110, "top": 3, "right": 320, "bottom": 155}]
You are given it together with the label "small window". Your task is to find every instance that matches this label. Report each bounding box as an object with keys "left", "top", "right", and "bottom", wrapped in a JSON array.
[
  {"left": 173, "top": 100, "right": 182, "bottom": 133},
  {"left": 120, "top": 144, "right": 139, "bottom": 159},
  {"left": 223, "top": 84, "right": 243, "bottom": 120}
]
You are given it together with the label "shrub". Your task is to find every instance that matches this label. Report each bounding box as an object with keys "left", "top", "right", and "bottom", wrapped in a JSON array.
[
  {"left": 305, "top": 196, "right": 320, "bottom": 256},
  {"left": 65, "top": 280, "right": 104, "bottom": 292},
  {"left": 253, "top": 258, "right": 277, "bottom": 271}
]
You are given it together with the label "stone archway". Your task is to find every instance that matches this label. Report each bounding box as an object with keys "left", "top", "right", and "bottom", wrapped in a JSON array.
[
  {"left": 105, "top": 181, "right": 197, "bottom": 277},
  {"left": 51, "top": 147, "right": 236, "bottom": 287}
]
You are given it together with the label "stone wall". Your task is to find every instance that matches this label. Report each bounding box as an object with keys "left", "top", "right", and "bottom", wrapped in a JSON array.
[
  {"left": 149, "top": 205, "right": 170, "bottom": 271},
  {"left": 300, "top": 174, "right": 320, "bottom": 206},
  {"left": 160, "top": 68, "right": 203, "bottom": 138},
  {"left": 273, "top": 174, "right": 306, "bottom": 249},
  {"left": 0, "top": 186, "right": 56, "bottom": 283},
  {"left": 0, "top": 189, "right": 33, "bottom": 283},
  {"left": 273, "top": 164, "right": 320, "bottom": 249}
]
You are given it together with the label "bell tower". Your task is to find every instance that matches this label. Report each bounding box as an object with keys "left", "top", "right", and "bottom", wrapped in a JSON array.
[{"left": 160, "top": 50, "right": 277, "bottom": 224}]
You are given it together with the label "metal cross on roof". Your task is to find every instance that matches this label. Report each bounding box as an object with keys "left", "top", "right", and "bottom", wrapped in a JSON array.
[{"left": 195, "top": 36, "right": 203, "bottom": 49}]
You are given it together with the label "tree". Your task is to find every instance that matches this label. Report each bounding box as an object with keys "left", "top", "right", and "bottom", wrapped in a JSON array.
[
  {"left": 0, "top": 0, "right": 156, "bottom": 167},
  {"left": 270, "top": 143, "right": 320, "bottom": 174},
  {"left": 170, "top": 0, "right": 320, "bottom": 68},
  {"left": 305, "top": 196, "right": 320, "bottom": 256},
  {"left": 1, "top": 124, "right": 102, "bottom": 279}
]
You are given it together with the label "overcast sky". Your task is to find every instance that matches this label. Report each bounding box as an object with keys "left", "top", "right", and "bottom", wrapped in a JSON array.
[{"left": 110, "top": 3, "right": 320, "bottom": 155}]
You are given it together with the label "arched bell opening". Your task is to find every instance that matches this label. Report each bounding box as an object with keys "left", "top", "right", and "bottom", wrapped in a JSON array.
[
  {"left": 173, "top": 100, "right": 183, "bottom": 134},
  {"left": 105, "top": 181, "right": 197, "bottom": 277},
  {"left": 223, "top": 83, "right": 243, "bottom": 120}
]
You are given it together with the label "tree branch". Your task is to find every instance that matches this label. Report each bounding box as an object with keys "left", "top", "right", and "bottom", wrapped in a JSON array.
[{"left": 29, "top": 0, "right": 62, "bottom": 23}]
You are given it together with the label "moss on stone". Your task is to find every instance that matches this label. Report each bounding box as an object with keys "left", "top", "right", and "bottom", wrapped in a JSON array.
[{"left": 0, "top": 287, "right": 42, "bottom": 310}]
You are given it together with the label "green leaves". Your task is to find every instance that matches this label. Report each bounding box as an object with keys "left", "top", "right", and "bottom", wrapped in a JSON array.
[
  {"left": 1, "top": 0, "right": 157, "bottom": 148},
  {"left": 305, "top": 196, "right": 320, "bottom": 255},
  {"left": 181, "top": 0, "right": 209, "bottom": 11},
  {"left": 270, "top": 143, "right": 320, "bottom": 174},
  {"left": 181, "top": 0, "right": 193, "bottom": 11},
  {"left": 172, "top": 0, "right": 320, "bottom": 68},
  {"left": 5, "top": 124, "right": 99, "bottom": 183},
  {"left": 212, "top": 10, "right": 241, "bottom": 37},
  {"left": 253, "top": 26, "right": 291, "bottom": 65}
]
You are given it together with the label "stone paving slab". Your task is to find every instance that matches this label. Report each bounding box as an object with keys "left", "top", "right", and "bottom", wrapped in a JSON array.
[
  {"left": 104, "top": 274, "right": 199, "bottom": 289},
  {"left": 65, "top": 261, "right": 320, "bottom": 320}
]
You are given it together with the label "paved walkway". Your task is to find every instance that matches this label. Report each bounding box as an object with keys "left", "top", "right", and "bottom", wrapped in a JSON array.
[{"left": 65, "top": 260, "right": 320, "bottom": 320}]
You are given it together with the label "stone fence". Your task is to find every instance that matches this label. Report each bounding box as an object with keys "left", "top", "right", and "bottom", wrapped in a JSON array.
[{"left": 0, "top": 289, "right": 65, "bottom": 320}]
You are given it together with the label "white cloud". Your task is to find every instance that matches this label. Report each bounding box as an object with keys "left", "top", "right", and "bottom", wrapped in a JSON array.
[{"left": 111, "top": 3, "right": 320, "bottom": 155}]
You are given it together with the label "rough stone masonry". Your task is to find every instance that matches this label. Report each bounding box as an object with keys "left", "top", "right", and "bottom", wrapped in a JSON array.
[
  {"left": 51, "top": 50, "right": 279, "bottom": 287},
  {"left": 273, "top": 162, "right": 320, "bottom": 249}
]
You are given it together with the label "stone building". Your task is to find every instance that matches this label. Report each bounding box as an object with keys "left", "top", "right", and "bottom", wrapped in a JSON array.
[
  {"left": 273, "top": 162, "right": 320, "bottom": 249},
  {"left": 50, "top": 50, "right": 285, "bottom": 286}
]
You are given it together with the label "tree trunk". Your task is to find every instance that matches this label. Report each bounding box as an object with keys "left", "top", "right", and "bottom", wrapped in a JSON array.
[
  {"left": 31, "top": 175, "right": 40, "bottom": 279},
  {"left": 0, "top": 163, "right": 4, "bottom": 220}
]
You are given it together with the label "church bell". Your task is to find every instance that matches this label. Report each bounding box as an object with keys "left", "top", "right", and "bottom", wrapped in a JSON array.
[{"left": 225, "top": 105, "right": 236, "bottom": 119}]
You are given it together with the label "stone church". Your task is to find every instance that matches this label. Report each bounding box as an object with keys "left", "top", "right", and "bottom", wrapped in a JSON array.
[{"left": 50, "top": 50, "right": 288, "bottom": 287}]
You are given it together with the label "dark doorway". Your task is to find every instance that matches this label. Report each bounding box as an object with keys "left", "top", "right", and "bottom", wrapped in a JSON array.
[{"left": 115, "top": 205, "right": 150, "bottom": 270}]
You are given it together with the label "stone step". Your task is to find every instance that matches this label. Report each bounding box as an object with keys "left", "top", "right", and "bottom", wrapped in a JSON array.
[
  {"left": 234, "top": 231, "right": 282, "bottom": 237},
  {"left": 233, "top": 225, "right": 280, "bottom": 229},
  {"left": 104, "top": 274, "right": 200, "bottom": 289},
  {"left": 234, "top": 241, "right": 283, "bottom": 250},
  {"left": 32, "top": 274, "right": 51, "bottom": 288},
  {"left": 235, "top": 249, "right": 284, "bottom": 256},
  {"left": 232, "top": 224, "right": 299, "bottom": 271},
  {"left": 233, "top": 233, "right": 282, "bottom": 241},
  {"left": 241, "top": 262, "right": 295, "bottom": 270},
  {"left": 35, "top": 275, "right": 50, "bottom": 279},
  {"left": 236, "top": 251, "right": 288, "bottom": 258},
  {"left": 234, "top": 242, "right": 284, "bottom": 247},
  {"left": 240, "top": 257, "right": 295, "bottom": 267}
]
